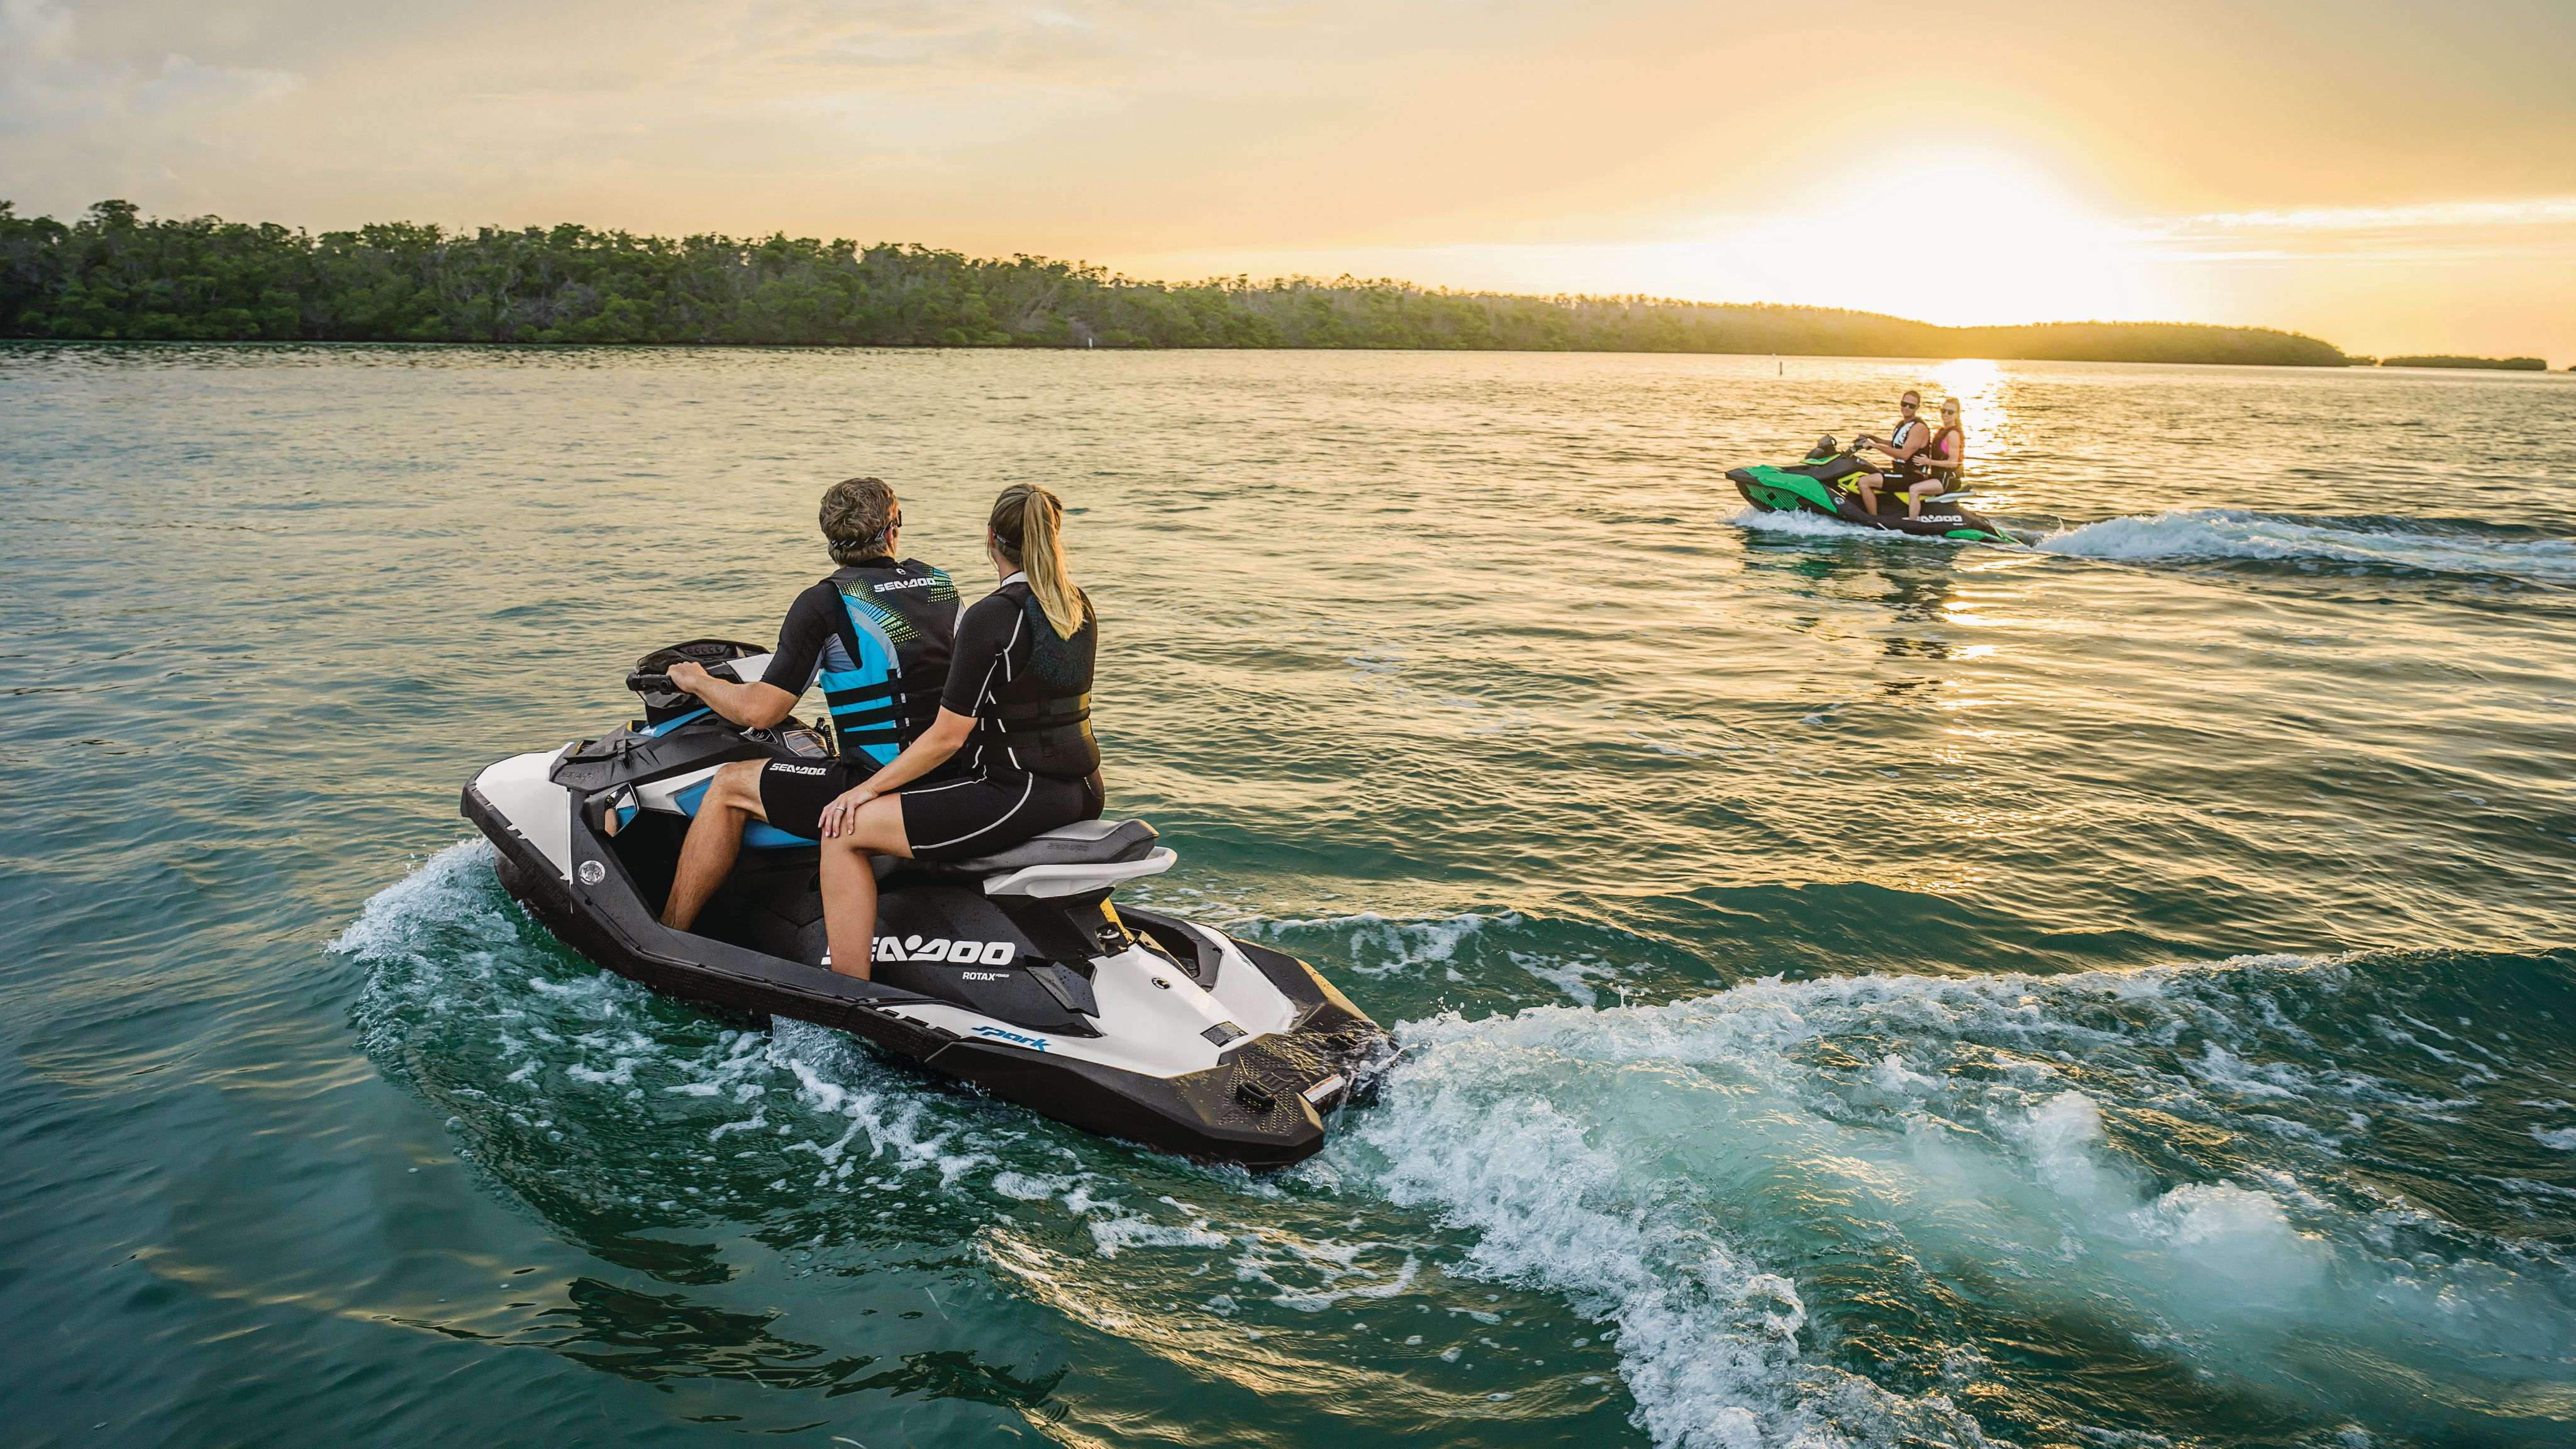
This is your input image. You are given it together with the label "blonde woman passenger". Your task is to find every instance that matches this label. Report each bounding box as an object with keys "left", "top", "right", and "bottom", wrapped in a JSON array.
[
  {"left": 1901, "top": 398, "right": 1967, "bottom": 519},
  {"left": 804, "top": 485, "right": 1105, "bottom": 979}
]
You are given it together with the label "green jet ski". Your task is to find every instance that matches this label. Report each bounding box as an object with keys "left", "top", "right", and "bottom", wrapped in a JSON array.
[{"left": 1728, "top": 436, "right": 2023, "bottom": 545}]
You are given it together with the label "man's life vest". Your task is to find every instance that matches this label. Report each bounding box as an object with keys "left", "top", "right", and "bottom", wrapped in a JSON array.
[{"left": 820, "top": 560, "right": 960, "bottom": 767}]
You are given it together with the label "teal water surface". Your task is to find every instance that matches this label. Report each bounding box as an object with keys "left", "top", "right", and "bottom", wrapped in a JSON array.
[{"left": 4, "top": 345, "right": 2574, "bottom": 1448}]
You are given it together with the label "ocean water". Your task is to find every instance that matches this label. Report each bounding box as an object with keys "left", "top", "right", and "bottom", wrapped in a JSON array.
[{"left": 4, "top": 345, "right": 2573, "bottom": 1448}]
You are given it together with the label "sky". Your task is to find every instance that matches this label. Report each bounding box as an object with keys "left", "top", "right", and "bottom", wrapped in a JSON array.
[{"left": 6, "top": 0, "right": 2573, "bottom": 360}]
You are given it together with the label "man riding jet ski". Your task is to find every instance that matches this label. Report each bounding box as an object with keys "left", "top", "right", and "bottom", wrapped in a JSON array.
[
  {"left": 1726, "top": 435, "right": 2023, "bottom": 546},
  {"left": 461, "top": 639, "right": 1389, "bottom": 1168}
]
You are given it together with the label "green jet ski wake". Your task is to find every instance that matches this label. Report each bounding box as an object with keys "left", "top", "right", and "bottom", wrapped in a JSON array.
[{"left": 1727, "top": 437, "right": 2024, "bottom": 546}]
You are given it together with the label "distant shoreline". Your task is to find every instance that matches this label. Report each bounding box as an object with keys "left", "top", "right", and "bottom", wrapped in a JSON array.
[
  {"left": 2379, "top": 354, "right": 2550, "bottom": 371},
  {"left": 31, "top": 336, "right": 2576, "bottom": 376},
  {"left": 0, "top": 197, "right": 2458, "bottom": 369}
]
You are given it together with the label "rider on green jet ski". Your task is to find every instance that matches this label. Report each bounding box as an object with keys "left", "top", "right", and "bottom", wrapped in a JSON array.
[{"left": 1850, "top": 389, "right": 1931, "bottom": 514}]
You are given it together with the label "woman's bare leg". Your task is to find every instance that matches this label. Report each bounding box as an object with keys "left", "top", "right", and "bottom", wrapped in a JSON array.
[
  {"left": 818, "top": 795, "right": 913, "bottom": 980},
  {"left": 1905, "top": 480, "right": 1941, "bottom": 519}
]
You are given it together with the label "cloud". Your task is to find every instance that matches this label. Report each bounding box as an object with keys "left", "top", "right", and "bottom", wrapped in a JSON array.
[
  {"left": 1, "top": 0, "right": 303, "bottom": 133},
  {"left": 2172, "top": 197, "right": 2576, "bottom": 232},
  {"left": 135, "top": 54, "right": 303, "bottom": 113},
  {"left": 2145, "top": 195, "right": 2576, "bottom": 265},
  {"left": 1, "top": 0, "right": 71, "bottom": 58}
]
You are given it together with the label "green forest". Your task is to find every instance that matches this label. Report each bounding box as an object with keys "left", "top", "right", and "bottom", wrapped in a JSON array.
[
  {"left": 2, "top": 199, "right": 2355, "bottom": 365},
  {"left": 2380, "top": 355, "right": 2548, "bottom": 371}
]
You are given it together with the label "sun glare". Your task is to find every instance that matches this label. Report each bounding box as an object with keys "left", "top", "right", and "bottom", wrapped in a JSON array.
[{"left": 1675, "top": 150, "right": 2170, "bottom": 327}]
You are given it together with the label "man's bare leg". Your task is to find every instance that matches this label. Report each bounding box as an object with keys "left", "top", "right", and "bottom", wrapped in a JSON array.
[
  {"left": 817, "top": 796, "right": 914, "bottom": 980},
  {"left": 660, "top": 760, "right": 767, "bottom": 932}
]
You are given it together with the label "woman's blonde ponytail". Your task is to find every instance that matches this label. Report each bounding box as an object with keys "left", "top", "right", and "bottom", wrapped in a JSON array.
[{"left": 991, "top": 484, "right": 1082, "bottom": 638}]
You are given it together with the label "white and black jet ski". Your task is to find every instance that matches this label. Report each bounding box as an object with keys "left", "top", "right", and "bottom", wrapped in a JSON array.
[{"left": 461, "top": 639, "right": 1389, "bottom": 1168}]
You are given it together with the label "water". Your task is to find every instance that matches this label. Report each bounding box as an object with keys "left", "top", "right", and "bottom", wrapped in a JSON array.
[{"left": 4, "top": 345, "right": 2573, "bottom": 1448}]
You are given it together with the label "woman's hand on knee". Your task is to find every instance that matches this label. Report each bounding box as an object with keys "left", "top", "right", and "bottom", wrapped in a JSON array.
[{"left": 818, "top": 786, "right": 877, "bottom": 838}]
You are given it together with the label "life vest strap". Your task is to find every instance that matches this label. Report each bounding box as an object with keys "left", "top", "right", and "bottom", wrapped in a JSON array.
[
  {"left": 821, "top": 672, "right": 897, "bottom": 701},
  {"left": 827, "top": 697, "right": 909, "bottom": 725},
  {"left": 988, "top": 694, "right": 1091, "bottom": 731}
]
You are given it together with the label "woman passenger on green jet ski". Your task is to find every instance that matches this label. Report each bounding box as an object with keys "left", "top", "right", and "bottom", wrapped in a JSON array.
[{"left": 1894, "top": 397, "right": 1967, "bottom": 519}]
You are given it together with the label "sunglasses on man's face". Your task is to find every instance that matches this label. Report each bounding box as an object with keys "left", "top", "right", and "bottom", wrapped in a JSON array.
[{"left": 1902, "top": 400, "right": 1919, "bottom": 409}]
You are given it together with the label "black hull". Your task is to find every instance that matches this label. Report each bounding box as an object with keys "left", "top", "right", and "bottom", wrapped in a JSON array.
[
  {"left": 1830, "top": 492, "right": 2017, "bottom": 541},
  {"left": 1724, "top": 462, "right": 2021, "bottom": 545},
  {"left": 462, "top": 784, "right": 1382, "bottom": 1168}
]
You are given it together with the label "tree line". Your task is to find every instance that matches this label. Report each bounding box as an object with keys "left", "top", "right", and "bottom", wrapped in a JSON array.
[
  {"left": 1, "top": 200, "right": 2355, "bottom": 365},
  {"left": 2380, "top": 355, "right": 2548, "bottom": 371}
]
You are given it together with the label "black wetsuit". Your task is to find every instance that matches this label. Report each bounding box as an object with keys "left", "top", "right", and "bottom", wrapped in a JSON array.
[
  {"left": 752, "top": 557, "right": 961, "bottom": 839},
  {"left": 898, "top": 575, "right": 1104, "bottom": 860}
]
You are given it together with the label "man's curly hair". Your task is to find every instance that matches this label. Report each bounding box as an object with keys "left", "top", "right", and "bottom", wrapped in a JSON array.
[{"left": 819, "top": 477, "right": 899, "bottom": 564}]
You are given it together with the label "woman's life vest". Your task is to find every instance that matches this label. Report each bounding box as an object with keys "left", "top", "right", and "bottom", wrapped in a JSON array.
[{"left": 971, "top": 582, "right": 1100, "bottom": 782}]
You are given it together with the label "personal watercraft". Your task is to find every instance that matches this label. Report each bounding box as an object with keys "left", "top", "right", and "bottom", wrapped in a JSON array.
[
  {"left": 461, "top": 639, "right": 1389, "bottom": 1168},
  {"left": 1727, "top": 437, "right": 2023, "bottom": 545}
]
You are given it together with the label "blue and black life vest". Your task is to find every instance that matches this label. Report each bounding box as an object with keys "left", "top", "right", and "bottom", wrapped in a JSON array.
[{"left": 821, "top": 560, "right": 960, "bottom": 766}]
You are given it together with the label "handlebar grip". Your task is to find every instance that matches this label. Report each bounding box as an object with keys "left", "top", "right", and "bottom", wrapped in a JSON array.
[{"left": 626, "top": 672, "right": 674, "bottom": 693}]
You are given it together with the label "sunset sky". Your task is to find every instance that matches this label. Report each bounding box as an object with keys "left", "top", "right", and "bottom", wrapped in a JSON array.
[{"left": 7, "top": 0, "right": 2573, "bottom": 358}]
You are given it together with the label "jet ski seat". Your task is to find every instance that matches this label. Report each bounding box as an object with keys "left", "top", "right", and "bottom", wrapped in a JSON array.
[
  {"left": 955, "top": 818, "right": 1160, "bottom": 872},
  {"left": 945, "top": 819, "right": 1176, "bottom": 899}
]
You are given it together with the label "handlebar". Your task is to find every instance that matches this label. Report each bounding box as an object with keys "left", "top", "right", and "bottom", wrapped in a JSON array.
[{"left": 631, "top": 660, "right": 745, "bottom": 695}]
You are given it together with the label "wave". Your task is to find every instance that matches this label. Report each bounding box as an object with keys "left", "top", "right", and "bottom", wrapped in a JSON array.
[
  {"left": 1725, "top": 506, "right": 1953, "bottom": 545},
  {"left": 340, "top": 843, "right": 1020, "bottom": 1235},
  {"left": 1325, "top": 931, "right": 2576, "bottom": 1448},
  {"left": 2038, "top": 509, "right": 2576, "bottom": 584},
  {"left": 1729, "top": 501, "right": 2576, "bottom": 586},
  {"left": 341, "top": 853, "right": 2576, "bottom": 1446}
]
